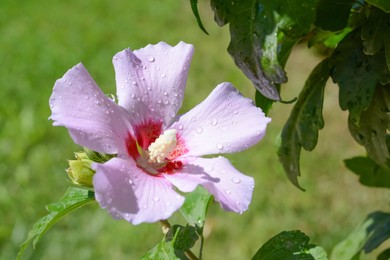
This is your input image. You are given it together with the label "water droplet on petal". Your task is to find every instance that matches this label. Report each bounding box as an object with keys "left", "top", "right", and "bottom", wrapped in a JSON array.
[
  {"left": 163, "top": 92, "right": 168, "bottom": 96},
  {"left": 178, "top": 124, "right": 184, "bottom": 130},
  {"left": 216, "top": 143, "right": 224, "bottom": 150},
  {"left": 191, "top": 117, "right": 197, "bottom": 122},
  {"left": 131, "top": 81, "right": 137, "bottom": 85},
  {"left": 128, "top": 179, "right": 133, "bottom": 185},
  {"left": 153, "top": 196, "right": 160, "bottom": 202},
  {"left": 211, "top": 119, "right": 218, "bottom": 126},
  {"left": 234, "top": 110, "right": 238, "bottom": 114},
  {"left": 196, "top": 126, "right": 203, "bottom": 134},
  {"left": 225, "top": 189, "right": 231, "bottom": 194},
  {"left": 232, "top": 177, "right": 241, "bottom": 184},
  {"left": 161, "top": 73, "right": 166, "bottom": 78},
  {"left": 147, "top": 56, "right": 155, "bottom": 62}
]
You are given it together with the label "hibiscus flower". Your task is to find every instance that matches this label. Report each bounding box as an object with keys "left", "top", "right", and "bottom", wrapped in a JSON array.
[{"left": 49, "top": 42, "right": 271, "bottom": 225}]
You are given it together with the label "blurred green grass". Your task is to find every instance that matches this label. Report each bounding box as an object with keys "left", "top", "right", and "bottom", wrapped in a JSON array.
[{"left": 1, "top": 0, "right": 389, "bottom": 259}]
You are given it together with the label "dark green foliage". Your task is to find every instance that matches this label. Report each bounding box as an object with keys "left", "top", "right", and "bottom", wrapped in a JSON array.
[
  {"left": 141, "top": 225, "right": 199, "bottom": 260},
  {"left": 18, "top": 187, "right": 95, "bottom": 259},
  {"left": 315, "top": 0, "right": 355, "bottom": 31},
  {"left": 278, "top": 59, "right": 330, "bottom": 189},
  {"left": 365, "top": 0, "right": 390, "bottom": 12},
  {"left": 345, "top": 156, "right": 390, "bottom": 188},
  {"left": 189, "top": 0, "right": 209, "bottom": 35},
  {"left": 210, "top": 0, "right": 317, "bottom": 101},
  {"left": 348, "top": 86, "right": 390, "bottom": 167},
  {"left": 331, "top": 211, "right": 390, "bottom": 259},
  {"left": 252, "top": 230, "right": 327, "bottom": 260}
]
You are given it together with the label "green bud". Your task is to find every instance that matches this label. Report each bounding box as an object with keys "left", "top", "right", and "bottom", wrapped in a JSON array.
[
  {"left": 67, "top": 152, "right": 95, "bottom": 188},
  {"left": 83, "top": 147, "right": 114, "bottom": 163}
]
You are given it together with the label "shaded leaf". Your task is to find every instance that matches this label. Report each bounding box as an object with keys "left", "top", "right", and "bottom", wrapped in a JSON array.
[
  {"left": 330, "top": 29, "right": 390, "bottom": 124},
  {"left": 365, "top": 0, "right": 390, "bottom": 12},
  {"left": 315, "top": 0, "right": 355, "bottom": 31},
  {"left": 308, "top": 27, "right": 352, "bottom": 49},
  {"left": 18, "top": 187, "right": 95, "bottom": 259},
  {"left": 255, "top": 90, "right": 274, "bottom": 115},
  {"left": 331, "top": 211, "right": 390, "bottom": 259},
  {"left": 345, "top": 156, "right": 390, "bottom": 188},
  {"left": 211, "top": 0, "right": 317, "bottom": 101},
  {"left": 361, "top": 6, "right": 390, "bottom": 55},
  {"left": 278, "top": 59, "right": 330, "bottom": 189},
  {"left": 141, "top": 225, "right": 199, "bottom": 260},
  {"left": 348, "top": 86, "right": 390, "bottom": 167},
  {"left": 189, "top": 0, "right": 209, "bottom": 35},
  {"left": 252, "top": 230, "right": 327, "bottom": 260},
  {"left": 377, "top": 248, "right": 390, "bottom": 260}
]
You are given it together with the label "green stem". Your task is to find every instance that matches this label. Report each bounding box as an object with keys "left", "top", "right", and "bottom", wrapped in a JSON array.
[{"left": 159, "top": 220, "right": 199, "bottom": 260}]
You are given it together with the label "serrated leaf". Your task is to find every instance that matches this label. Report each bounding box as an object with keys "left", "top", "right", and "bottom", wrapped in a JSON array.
[
  {"left": 345, "top": 156, "right": 390, "bottom": 188},
  {"left": 252, "top": 230, "right": 328, "bottom": 260},
  {"left": 18, "top": 187, "right": 95, "bottom": 259},
  {"left": 315, "top": 0, "right": 354, "bottom": 31},
  {"left": 330, "top": 29, "right": 390, "bottom": 124},
  {"left": 365, "top": 0, "right": 390, "bottom": 12},
  {"left": 189, "top": 0, "right": 209, "bottom": 35},
  {"left": 361, "top": 7, "right": 390, "bottom": 55},
  {"left": 179, "top": 186, "right": 212, "bottom": 230},
  {"left": 141, "top": 225, "right": 199, "bottom": 260},
  {"left": 278, "top": 59, "right": 330, "bottom": 189},
  {"left": 331, "top": 211, "right": 390, "bottom": 259},
  {"left": 348, "top": 86, "right": 390, "bottom": 167},
  {"left": 211, "top": 0, "right": 317, "bottom": 101}
]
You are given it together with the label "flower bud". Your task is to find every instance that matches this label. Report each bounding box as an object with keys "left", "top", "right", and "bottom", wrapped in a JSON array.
[{"left": 67, "top": 152, "right": 95, "bottom": 188}]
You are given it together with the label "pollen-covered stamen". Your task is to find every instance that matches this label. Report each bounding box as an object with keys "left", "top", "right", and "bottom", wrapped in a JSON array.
[{"left": 147, "top": 129, "right": 177, "bottom": 164}]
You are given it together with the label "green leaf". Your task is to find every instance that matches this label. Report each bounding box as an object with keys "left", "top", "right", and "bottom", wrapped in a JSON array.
[
  {"left": 361, "top": 7, "right": 390, "bottom": 55},
  {"left": 330, "top": 29, "right": 390, "bottom": 124},
  {"left": 315, "top": 0, "right": 355, "bottom": 31},
  {"left": 179, "top": 186, "right": 212, "bottom": 230},
  {"left": 18, "top": 187, "right": 95, "bottom": 259},
  {"left": 278, "top": 59, "right": 330, "bottom": 189},
  {"left": 252, "top": 230, "right": 328, "bottom": 260},
  {"left": 348, "top": 86, "right": 390, "bottom": 167},
  {"left": 365, "top": 0, "right": 390, "bottom": 12},
  {"left": 377, "top": 248, "right": 390, "bottom": 260},
  {"left": 255, "top": 90, "right": 274, "bottom": 115},
  {"left": 141, "top": 225, "right": 199, "bottom": 260},
  {"left": 345, "top": 156, "right": 390, "bottom": 188},
  {"left": 211, "top": 0, "right": 317, "bottom": 101},
  {"left": 308, "top": 27, "right": 353, "bottom": 49},
  {"left": 189, "top": 0, "right": 209, "bottom": 35},
  {"left": 331, "top": 211, "right": 390, "bottom": 259}
]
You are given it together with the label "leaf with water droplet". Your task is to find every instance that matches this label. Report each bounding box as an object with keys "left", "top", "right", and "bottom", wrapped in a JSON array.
[
  {"left": 18, "top": 187, "right": 95, "bottom": 259},
  {"left": 252, "top": 230, "right": 327, "bottom": 260},
  {"left": 210, "top": 0, "right": 317, "bottom": 101},
  {"left": 348, "top": 86, "right": 390, "bottom": 167},
  {"left": 278, "top": 59, "right": 330, "bottom": 190},
  {"left": 330, "top": 28, "right": 390, "bottom": 124}
]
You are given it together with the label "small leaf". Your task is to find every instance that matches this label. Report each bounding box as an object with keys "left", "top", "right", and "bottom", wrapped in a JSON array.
[
  {"left": 308, "top": 27, "right": 352, "bottom": 49},
  {"left": 189, "top": 0, "right": 209, "bottom": 35},
  {"left": 361, "top": 7, "right": 390, "bottom": 55},
  {"left": 278, "top": 59, "right": 330, "bottom": 189},
  {"left": 330, "top": 29, "right": 390, "bottom": 124},
  {"left": 179, "top": 186, "right": 212, "bottom": 231},
  {"left": 141, "top": 225, "right": 199, "bottom": 260},
  {"left": 331, "top": 211, "right": 390, "bottom": 259},
  {"left": 348, "top": 86, "right": 390, "bottom": 167},
  {"left": 18, "top": 187, "right": 95, "bottom": 259},
  {"left": 211, "top": 0, "right": 317, "bottom": 101},
  {"left": 365, "top": 0, "right": 390, "bottom": 13},
  {"left": 345, "top": 156, "right": 390, "bottom": 188},
  {"left": 315, "top": 0, "right": 355, "bottom": 31},
  {"left": 252, "top": 230, "right": 327, "bottom": 260}
]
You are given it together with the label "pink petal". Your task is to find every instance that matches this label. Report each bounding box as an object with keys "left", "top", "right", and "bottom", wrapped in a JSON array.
[
  {"left": 49, "top": 63, "right": 131, "bottom": 154},
  {"left": 166, "top": 157, "right": 254, "bottom": 213},
  {"left": 172, "top": 82, "right": 271, "bottom": 157},
  {"left": 93, "top": 158, "right": 185, "bottom": 225},
  {"left": 113, "top": 42, "right": 194, "bottom": 127}
]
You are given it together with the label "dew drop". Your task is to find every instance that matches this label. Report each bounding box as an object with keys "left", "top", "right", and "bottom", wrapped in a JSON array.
[
  {"left": 95, "top": 100, "right": 100, "bottom": 105},
  {"left": 143, "top": 204, "right": 148, "bottom": 209},
  {"left": 196, "top": 126, "right": 203, "bottom": 134},
  {"left": 225, "top": 189, "right": 231, "bottom": 194},
  {"left": 163, "top": 91, "right": 168, "bottom": 96},
  {"left": 131, "top": 81, "right": 137, "bottom": 85},
  {"left": 211, "top": 119, "right": 218, "bottom": 126},
  {"left": 178, "top": 124, "right": 184, "bottom": 130},
  {"left": 232, "top": 177, "right": 241, "bottom": 184},
  {"left": 147, "top": 56, "right": 155, "bottom": 62},
  {"left": 161, "top": 73, "right": 166, "bottom": 78},
  {"left": 191, "top": 117, "right": 197, "bottom": 122},
  {"left": 216, "top": 143, "right": 224, "bottom": 150},
  {"left": 234, "top": 110, "right": 238, "bottom": 114},
  {"left": 153, "top": 196, "right": 160, "bottom": 202},
  {"left": 128, "top": 179, "right": 133, "bottom": 185}
]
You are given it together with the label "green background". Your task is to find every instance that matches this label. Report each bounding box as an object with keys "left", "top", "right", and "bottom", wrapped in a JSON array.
[{"left": 1, "top": 0, "right": 388, "bottom": 259}]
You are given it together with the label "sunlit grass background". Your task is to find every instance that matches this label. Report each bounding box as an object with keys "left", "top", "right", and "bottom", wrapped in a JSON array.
[{"left": 1, "top": 0, "right": 389, "bottom": 259}]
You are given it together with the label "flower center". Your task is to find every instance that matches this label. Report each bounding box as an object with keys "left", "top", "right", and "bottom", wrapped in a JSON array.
[{"left": 134, "top": 129, "right": 183, "bottom": 175}]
